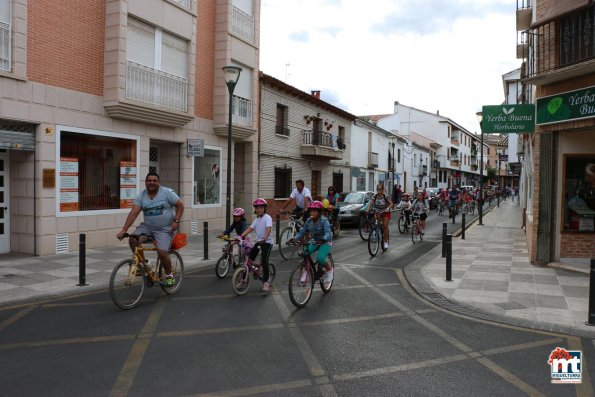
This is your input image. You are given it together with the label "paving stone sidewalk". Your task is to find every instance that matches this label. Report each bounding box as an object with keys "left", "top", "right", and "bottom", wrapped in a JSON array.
[
  {"left": 0, "top": 233, "right": 222, "bottom": 306},
  {"left": 421, "top": 200, "right": 595, "bottom": 336}
]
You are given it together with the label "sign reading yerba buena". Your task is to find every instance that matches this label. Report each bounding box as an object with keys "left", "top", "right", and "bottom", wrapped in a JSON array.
[
  {"left": 481, "top": 105, "right": 535, "bottom": 133},
  {"left": 536, "top": 85, "right": 595, "bottom": 125}
]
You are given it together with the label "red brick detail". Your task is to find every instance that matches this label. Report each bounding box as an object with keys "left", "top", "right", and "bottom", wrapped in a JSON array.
[
  {"left": 560, "top": 234, "right": 595, "bottom": 258},
  {"left": 195, "top": 0, "right": 215, "bottom": 119},
  {"left": 28, "top": 0, "right": 105, "bottom": 96}
]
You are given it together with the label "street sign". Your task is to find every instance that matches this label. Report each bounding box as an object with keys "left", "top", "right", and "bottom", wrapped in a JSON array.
[
  {"left": 481, "top": 104, "right": 535, "bottom": 134},
  {"left": 186, "top": 139, "right": 204, "bottom": 157},
  {"left": 499, "top": 154, "right": 508, "bottom": 162},
  {"left": 536, "top": 85, "right": 595, "bottom": 125}
]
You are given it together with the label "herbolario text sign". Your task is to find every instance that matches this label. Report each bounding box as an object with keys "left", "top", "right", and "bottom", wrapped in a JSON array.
[
  {"left": 536, "top": 85, "right": 595, "bottom": 125},
  {"left": 481, "top": 104, "right": 535, "bottom": 133}
]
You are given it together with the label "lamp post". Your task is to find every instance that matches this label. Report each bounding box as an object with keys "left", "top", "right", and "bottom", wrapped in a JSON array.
[
  {"left": 222, "top": 65, "right": 242, "bottom": 227},
  {"left": 476, "top": 111, "right": 484, "bottom": 226},
  {"left": 391, "top": 141, "right": 396, "bottom": 190}
]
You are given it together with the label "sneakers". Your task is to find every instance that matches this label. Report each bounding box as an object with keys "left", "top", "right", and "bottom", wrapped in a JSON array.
[
  {"left": 323, "top": 269, "right": 334, "bottom": 289},
  {"left": 164, "top": 276, "right": 176, "bottom": 287},
  {"left": 261, "top": 282, "right": 270, "bottom": 292},
  {"left": 299, "top": 271, "right": 308, "bottom": 286},
  {"left": 383, "top": 242, "right": 389, "bottom": 249}
]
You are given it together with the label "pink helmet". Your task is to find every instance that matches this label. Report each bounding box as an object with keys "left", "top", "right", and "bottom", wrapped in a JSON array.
[
  {"left": 308, "top": 200, "right": 324, "bottom": 210},
  {"left": 252, "top": 198, "right": 268, "bottom": 207},
  {"left": 232, "top": 208, "right": 245, "bottom": 216}
]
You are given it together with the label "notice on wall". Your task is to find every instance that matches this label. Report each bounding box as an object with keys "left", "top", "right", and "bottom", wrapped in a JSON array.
[
  {"left": 59, "top": 157, "right": 79, "bottom": 212},
  {"left": 120, "top": 161, "right": 137, "bottom": 208}
]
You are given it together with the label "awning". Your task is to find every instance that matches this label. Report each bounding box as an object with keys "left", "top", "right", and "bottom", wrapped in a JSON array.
[
  {"left": 0, "top": 129, "right": 36, "bottom": 151},
  {"left": 532, "top": 0, "right": 591, "bottom": 27}
]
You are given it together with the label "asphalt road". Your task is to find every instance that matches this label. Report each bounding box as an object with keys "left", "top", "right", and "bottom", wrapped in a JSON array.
[{"left": 0, "top": 205, "right": 593, "bottom": 397}]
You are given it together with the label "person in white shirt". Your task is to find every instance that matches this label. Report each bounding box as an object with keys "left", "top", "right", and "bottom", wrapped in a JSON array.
[
  {"left": 241, "top": 198, "right": 274, "bottom": 292},
  {"left": 279, "top": 179, "right": 312, "bottom": 221}
]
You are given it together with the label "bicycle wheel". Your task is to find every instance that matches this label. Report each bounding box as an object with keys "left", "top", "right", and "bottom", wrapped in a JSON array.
[
  {"left": 215, "top": 254, "right": 231, "bottom": 279},
  {"left": 359, "top": 216, "right": 371, "bottom": 241},
  {"left": 368, "top": 228, "right": 380, "bottom": 257},
  {"left": 267, "top": 263, "right": 276, "bottom": 284},
  {"left": 279, "top": 227, "right": 296, "bottom": 260},
  {"left": 398, "top": 215, "right": 405, "bottom": 234},
  {"left": 160, "top": 251, "right": 184, "bottom": 294},
  {"left": 231, "top": 266, "right": 250, "bottom": 295},
  {"left": 288, "top": 264, "right": 314, "bottom": 308},
  {"left": 452, "top": 209, "right": 456, "bottom": 224},
  {"left": 320, "top": 255, "right": 334, "bottom": 293},
  {"left": 109, "top": 259, "right": 145, "bottom": 310},
  {"left": 333, "top": 217, "right": 341, "bottom": 238},
  {"left": 462, "top": 205, "right": 468, "bottom": 215},
  {"left": 411, "top": 222, "right": 416, "bottom": 243}
]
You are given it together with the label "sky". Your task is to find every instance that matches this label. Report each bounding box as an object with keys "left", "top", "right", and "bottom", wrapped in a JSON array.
[{"left": 259, "top": 0, "right": 520, "bottom": 134}]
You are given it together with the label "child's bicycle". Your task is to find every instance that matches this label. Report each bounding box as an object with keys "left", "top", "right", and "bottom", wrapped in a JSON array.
[
  {"left": 287, "top": 240, "right": 335, "bottom": 308},
  {"left": 278, "top": 211, "right": 305, "bottom": 260},
  {"left": 411, "top": 213, "right": 424, "bottom": 243},
  {"left": 367, "top": 210, "right": 388, "bottom": 257},
  {"left": 397, "top": 206, "right": 411, "bottom": 234},
  {"left": 215, "top": 235, "right": 247, "bottom": 279},
  {"left": 231, "top": 240, "right": 276, "bottom": 295},
  {"left": 109, "top": 233, "right": 185, "bottom": 310}
]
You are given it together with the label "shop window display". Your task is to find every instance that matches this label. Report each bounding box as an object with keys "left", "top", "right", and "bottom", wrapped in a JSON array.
[{"left": 563, "top": 156, "right": 595, "bottom": 232}]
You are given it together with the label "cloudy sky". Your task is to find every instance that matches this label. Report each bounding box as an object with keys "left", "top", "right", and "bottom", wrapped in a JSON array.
[{"left": 259, "top": 0, "right": 519, "bottom": 134}]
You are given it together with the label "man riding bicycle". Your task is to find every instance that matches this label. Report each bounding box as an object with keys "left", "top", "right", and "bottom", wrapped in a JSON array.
[
  {"left": 117, "top": 172, "right": 184, "bottom": 286},
  {"left": 367, "top": 183, "right": 394, "bottom": 249},
  {"left": 279, "top": 179, "right": 312, "bottom": 222},
  {"left": 448, "top": 185, "right": 461, "bottom": 217}
]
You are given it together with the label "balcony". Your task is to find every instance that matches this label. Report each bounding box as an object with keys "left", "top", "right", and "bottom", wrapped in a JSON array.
[
  {"left": 368, "top": 152, "right": 379, "bottom": 168},
  {"left": 172, "top": 0, "right": 191, "bottom": 9},
  {"left": 516, "top": 0, "right": 532, "bottom": 31},
  {"left": 418, "top": 165, "right": 428, "bottom": 177},
  {"left": 231, "top": 6, "right": 255, "bottom": 44},
  {"left": 0, "top": 22, "right": 9, "bottom": 72},
  {"left": 301, "top": 131, "right": 344, "bottom": 161},
  {"left": 433, "top": 160, "right": 441, "bottom": 168},
  {"left": 450, "top": 131, "right": 460, "bottom": 145},
  {"left": 232, "top": 95, "right": 253, "bottom": 126},
  {"left": 275, "top": 125, "right": 290, "bottom": 136}
]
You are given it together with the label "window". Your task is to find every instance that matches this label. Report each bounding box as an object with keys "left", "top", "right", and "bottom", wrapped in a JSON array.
[
  {"left": 337, "top": 126, "right": 345, "bottom": 150},
  {"left": 332, "top": 172, "right": 344, "bottom": 193},
  {"left": 0, "top": 0, "right": 10, "bottom": 71},
  {"left": 367, "top": 172, "right": 375, "bottom": 191},
  {"left": 275, "top": 104, "right": 289, "bottom": 136},
  {"left": 563, "top": 156, "right": 595, "bottom": 232},
  {"left": 58, "top": 128, "right": 138, "bottom": 214},
  {"left": 356, "top": 173, "right": 366, "bottom": 191},
  {"left": 397, "top": 148, "right": 401, "bottom": 163},
  {"left": 126, "top": 17, "right": 188, "bottom": 111},
  {"left": 193, "top": 148, "right": 221, "bottom": 205},
  {"left": 274, "top": 167, "right": 292, "bottom": 198}
]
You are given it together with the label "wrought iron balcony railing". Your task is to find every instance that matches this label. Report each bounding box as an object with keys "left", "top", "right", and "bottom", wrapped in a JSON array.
[
  {"left": 172, "top": 0, "right": 191, "bottom": 9},
  {"left": 275, "top": 125, "right": 290, "bottom": 136},
  {"left": 0, "top": 22, "right": 10, "bottom": 72},
  {"left": 303, "top": 130, "right": 344, "bottom": 149},
  {"left": 232, "top": 95, "right": 252, "bottom": 126},
  {"left": 231, "top": 6, "right": 255, "bottom": 44},
  {"left": 126, "top": 61, "right": 188, "bottom": 112}
]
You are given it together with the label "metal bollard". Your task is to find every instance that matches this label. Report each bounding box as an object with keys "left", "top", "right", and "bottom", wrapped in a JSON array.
[
  {"left": 462, "top": 213, "right": 466, "bottom": 240},
  {"left": 445, "top": 234, "right": 452, "bottom": 281},
  {"left": 442, "top": 222, "right": 447, "bottom": 258},
  {"left": 276, "top": 214, "right": 280, "bottom": 244},
  {"left": 77, "top": 233, "right": 88, "bottom": 286},
  {"left": 587, "top": 258, "right": 595, "bottom": 326},
  {"left": 203, "top": 221, "right": 209, "bottom": 260}
]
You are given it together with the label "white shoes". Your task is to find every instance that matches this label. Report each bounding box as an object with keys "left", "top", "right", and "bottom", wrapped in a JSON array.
[{"left": 383, "top": 242, "right": 389, "bottom": 249}]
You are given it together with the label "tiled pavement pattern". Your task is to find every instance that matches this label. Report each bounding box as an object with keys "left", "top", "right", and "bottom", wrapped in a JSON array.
[
  {"left": 422, "top": 201, "right": 594, "bottom": 335},
  {"left": 0, "top": 234, "right": 222, "bottom": 306}
]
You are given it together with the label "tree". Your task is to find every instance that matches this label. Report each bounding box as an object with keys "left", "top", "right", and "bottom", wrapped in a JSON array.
[{"left": 485, "top": 166, "right": 497, "bottom": 183}]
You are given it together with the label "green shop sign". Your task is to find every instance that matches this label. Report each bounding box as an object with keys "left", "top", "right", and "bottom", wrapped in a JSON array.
[
  {"left": 481, "top": 104, "right": 535, "bottom": 134},
  {"left": 536, "top": 85, "right": 595, "bottom": 125}
]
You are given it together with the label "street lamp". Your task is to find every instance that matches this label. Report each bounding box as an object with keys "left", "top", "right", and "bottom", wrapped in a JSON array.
[
  {"left": 475, "top": 111, "right": 484, "bottom": 226},
  {"left": 222, "top": 65, "right": 242, "bottom": 227}
]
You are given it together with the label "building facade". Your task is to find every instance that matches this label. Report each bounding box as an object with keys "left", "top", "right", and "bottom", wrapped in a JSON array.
[
  {"left": 0, "top": 0, "right": 260, "bottom": 255},
  {"left": 518, "top": 0, "right": 595, "bottom": 266},
  {"left": 258, "top": 73, "right": 354, "bottom": 211}
]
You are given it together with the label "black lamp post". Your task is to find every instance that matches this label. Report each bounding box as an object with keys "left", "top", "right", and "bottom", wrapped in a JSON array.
[
  {"left": 391, "top": 141, "right": 396, "bottom": 190},
  {"left": 476, "top": 111, "right": 484, "bottom": 226},
  {"left": 222, "top": 65, "right": 242, "bottom": 227}
]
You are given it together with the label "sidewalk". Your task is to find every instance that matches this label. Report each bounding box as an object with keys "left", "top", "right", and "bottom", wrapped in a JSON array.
[
  {"left": 414, "top": 200, "right": 595, "bottom": 337},
  {"left": 0, "top": 233, "right": 222, "bottom": 307}
]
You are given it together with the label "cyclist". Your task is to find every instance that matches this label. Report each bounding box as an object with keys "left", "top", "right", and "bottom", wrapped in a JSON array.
[
  {"left": 240, "top": 198, "right": 273, "bottom": 292},
  {"left": 368, "top": 183, "right": 394, "bottom": 249},
  {"left": 279, "top": 179, "right": 312, "bottom": 221},
  {"left": 397, "top": 192, "right": 413, "bottom": 227},
  {"left": 411, "top": 192, "right": 429, "bottom": 235},
  {"left": 116, "top": 172, "right": 184, "bottom": 287},
  {"left": 448, "top": 185, "right": 461, "bottom": 218},
  {"left": 218, "top": 208, "right": 247, "bottom": 238},
  {"left": 438, "top": 188, "right": 448, "bottom": 211},
  {"left": 289, "top": 201, "right": 333, "bottom": 288},
  {"left": 324, "top": 186, "right": 340, "bottom": 229}
]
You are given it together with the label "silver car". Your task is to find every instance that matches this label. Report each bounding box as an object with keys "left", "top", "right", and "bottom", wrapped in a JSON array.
[{"left": 338, "top": 191, "right": 373, "bottom": 225}]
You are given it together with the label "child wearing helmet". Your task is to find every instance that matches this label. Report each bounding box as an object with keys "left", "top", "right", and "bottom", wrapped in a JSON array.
[
  {"left": 290, "top": 200, "right": 333, "bottom": 288},
  {"left": 218, "top": 208, "right": 247, "bottom": 238},
  {"left": 240, "top": 198, "right": 274, "bottom": 292}
]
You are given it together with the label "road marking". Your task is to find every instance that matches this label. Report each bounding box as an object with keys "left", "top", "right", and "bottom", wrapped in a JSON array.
[
  {"left": 333, "top": 354, "right": 469, "bottom": 381},
  {"left": 0, "top": 334, "right": 136, "bottom": 350},
  {"left": 109, "top": 298, "right": 167, "bottom": 397},
  {"left": 480, "top": 338, "right": 564, "bottom": 356},
  {"left": 476, "top": 357, "right": 545, "bottom": 397},
  {"left": 299, "top": 311, "right": 404, "bottom": 327},
  {"left": 191, "top": 379, "right": 313, "bottom": 397},
  {"left": 566, "top": 336, "right": 593, "bottom": 397},
  {"left": 0, "top": 306, "right": 35, "bottom": 333},
  {"left": 43, "top": 301, "right": 114, "bottom": 308},
  {"left": 157, "top": 323, "right": 285, "bottom": 338}
]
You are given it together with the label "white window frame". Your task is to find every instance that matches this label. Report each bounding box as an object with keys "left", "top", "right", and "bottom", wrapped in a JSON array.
[
  {"left": 0, "top": 0, "right": 11, "bottom": 72},
  {"left": 191, "top": 145, "right": 223, "bottom": 208},
  {"left": 55, "top": 125, "right": 141, "bottom": 217}
]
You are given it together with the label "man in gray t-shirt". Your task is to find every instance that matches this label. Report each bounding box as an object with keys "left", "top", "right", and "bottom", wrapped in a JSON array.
[{"left": 117, "top": 172, "right": 184, "bottom": 285}]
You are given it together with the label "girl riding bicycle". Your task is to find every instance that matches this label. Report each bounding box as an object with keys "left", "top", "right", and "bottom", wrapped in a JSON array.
[
  {"left": 368, "top": 183, "right": 394, "bottom": 249},
  {"left": 240, "top": 198, "right": 273, "bottom": 292},
  {"left": 217, "top": 208, "right": 247, "bottom": 238},
  {"left": 412, "top": 192, "right": 429, "bottom": 234},
  {"left": 290, "top": 201, "right": 333, "bottom": 288}
]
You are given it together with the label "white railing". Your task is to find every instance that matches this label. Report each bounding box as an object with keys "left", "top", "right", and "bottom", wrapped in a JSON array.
[
  {"left": 232, "top": 95, "right": 252, "bottom": 126},
  {"left": 126, "top": 61, "right": 188, "bottom": 112},
  {"left": 172, "top": 0, "right": 191, "bottom": 9},
  {"left": 0, "top": 22, "right": 10, "bottom": 72},
  {"left": 231, "top": 6, "right": 254, "bottom": 43}
]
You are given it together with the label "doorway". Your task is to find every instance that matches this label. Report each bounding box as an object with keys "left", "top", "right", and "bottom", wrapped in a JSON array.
[
  {"left": 311, "top": 170, "right": 321, "bottom": 199},
  {"left": 0, "top": 151, "right": 9, "bottom": 253}
]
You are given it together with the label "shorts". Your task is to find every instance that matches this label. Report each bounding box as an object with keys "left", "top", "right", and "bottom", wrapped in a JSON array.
[
  {"left": 419, "top": 213, "right": 427, "bottom": 221},
  {"left": 132, "top": 223, "right": 173, "bottom": 252},
  {"left": 382, "top": 212, "right": 392, "bottom": 220}
]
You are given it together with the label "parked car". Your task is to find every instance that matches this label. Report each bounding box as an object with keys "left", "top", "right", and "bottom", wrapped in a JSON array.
[
  {"left": 338, "top": 191, "right": 373, "bottom": 225},
  {"left": 337, "top": 192, "right": 349, "bottom": 208}
]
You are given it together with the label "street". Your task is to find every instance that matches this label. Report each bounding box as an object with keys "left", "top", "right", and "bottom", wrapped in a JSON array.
[{"left": 0, "top": 208, "right": 593, "bottom": 397}]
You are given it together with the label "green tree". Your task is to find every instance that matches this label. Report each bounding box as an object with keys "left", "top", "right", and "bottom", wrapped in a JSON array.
[{"left": 485, "top": 166, "right": 497, "bottom": 183}]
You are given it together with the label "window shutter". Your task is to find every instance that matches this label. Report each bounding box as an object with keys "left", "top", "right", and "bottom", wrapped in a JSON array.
[
  {"left": 0, "top": 0, "right": 9, "bottom": 25},
  {"left": 127, "top": 18, "right": 155, "bottom": 68},
  {"left": 161, "top": 31, "right": 187, "bottom": 78},
  {"left": 232, "top": 63, "right": 251, "bottom": 99}
]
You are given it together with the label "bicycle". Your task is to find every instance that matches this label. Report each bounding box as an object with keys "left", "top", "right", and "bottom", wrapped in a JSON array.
[
  {"left": 326, "top": 207, "right": 341, "bottom": 238},
  {"left": 288, "top": 241, "right": 335, "bottom": 308},
  {"left": 448, "top": 200, "right": 459, "bottom": 224},
  {"left": 231, "top": 241, "right": 276, "bottom": 295},
  {"left": 358, "top": 211, "right": 373, "bottom": 241},
  {"left": 438, "top": 199, "right": 446, "bottom": 216},
  {"left": 215, "top": 235, "right": 247, "bottom": 279},
  {"left": 397, "top": 207, "right": 411, "bottom": 234},
  {"left": 109, "top": 233, "right": 185, "bottom": 310},
  {"left": 411, "top": 213, "right": 424, "bottom": 243},
  {"left": 367, "top": 210, "right": 388, "bottom": 257},
  {"left": 278, "top": 211, "right": 305, "bottom": 260}
]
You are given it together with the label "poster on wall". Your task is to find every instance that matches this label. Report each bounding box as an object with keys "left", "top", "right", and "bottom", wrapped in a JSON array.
[
  {"left": 59, "top": 157, "right": 79, "bottom": 212},
  {"left": 120, "top": 161, "right": 137, "bottom": 208}
]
